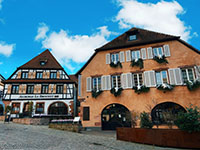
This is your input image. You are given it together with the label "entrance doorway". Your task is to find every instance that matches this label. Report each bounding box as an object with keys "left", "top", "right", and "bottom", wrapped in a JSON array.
[
  {"left": 48, "top": 102, "right": 68, "bottom": 115},
  {"left": 101, "top": 103, "right": 131, "bottom": 130}
]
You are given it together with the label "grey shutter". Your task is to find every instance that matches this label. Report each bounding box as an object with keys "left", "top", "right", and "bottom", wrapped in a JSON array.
[
  {"left": 106, "top": 53, "right": 110, "bottom": 64},
  {"left": 126, "top": 50, "right": 131, "bottom": 62},
  {"left": 147, "top": 47, "right": 153, "bottom": 59},
  {"left": 86, "top": 77, "right": 92, "bottom": 92},
  {"left": 194, "top": 66, "right": 200, "bottom": 80},
  {"left": 149, "top": 71, "right": 156, "bottom": 87},
  {"left": 144, "top": 71, "right": 150, "bottom": 87},
  {"left": 121, "top": 74, "right": 127, "bottom": 89},
  {"left": 163, "top": 44, "right": 171, "bottom": 57},
  {"left": 78, "top": 75, "right": 82, "bottom": 96},
  {"left": 120, "top": 51, "right": 125, "bottom": 63},
  {"left": 126, "top": 73, "right": 133, "bottom": 88},
  {"left": 132, "top": 74, "right": 135, "bottom": 87},
  {"left": 174, "top": 68, "right": 183, "bottom": 85},
  {"left": 106, "top": 75, "right": 111, "bottom": 90},
  {"left": 168, "top": 69, "right": 176, "bottom": 85},
  {"left": 101, "top": 76, "right": 106, "bottom": 90},
  {"left": 141, "top": 48, "right": 147, "bottom": 60}
]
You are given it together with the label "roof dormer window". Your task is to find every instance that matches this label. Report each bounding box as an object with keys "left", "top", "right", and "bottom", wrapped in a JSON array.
[
  {"left": 40, "top": 59, "right": 47, "bottom": 66},
  {"left": 129, "top": 34, "right": 137, "bottom": 41}
]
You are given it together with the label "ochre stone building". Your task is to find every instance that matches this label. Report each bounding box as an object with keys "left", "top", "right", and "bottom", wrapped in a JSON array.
[
  {"left": 77, "top": 28, "right": 200, "bottom": 130},
  {"left": 3, "top": 50, "right": 77, "bottom": 118}
]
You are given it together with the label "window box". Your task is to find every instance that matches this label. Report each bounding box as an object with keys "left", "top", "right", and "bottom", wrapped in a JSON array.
[
  {"left": 130, "top": 58, "right": 143, "bottom": 69},
  {"left": 186, "top": 80, "right": 200, "bottom": 91},
  {"left": 92, "top": 89, "right": 103, "bottom": 98},
  {"left": 132, "top": 85, "right": 149, "bottom": 94},
  {"left": 110, "top": 61, "right": 122, "bottom": 68},
  {"left": 156, "top": 83, "right": 174, "bottom": 92},
  {"left": 110, "top": 87, "right": 123, "bottom": 97},
  {"left": 153, "top": 55, "right": 168, "bottom": 64}
]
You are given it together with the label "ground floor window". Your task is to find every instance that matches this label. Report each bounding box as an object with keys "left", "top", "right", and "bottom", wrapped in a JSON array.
[
  {"left": 151, "top": 102, "right": 186, "bottom": 125},
  {"left": 12, "top": 103, "right": 20, "bottom": 114},
  {"left": 83, "top": 107, "right": 90, "bottom": 121},
  {"left": 48, "top": 102, "right": 68, "bottom": 115},
  {"left": 35, "top": 103, "right": 44, "bottom": 114}
]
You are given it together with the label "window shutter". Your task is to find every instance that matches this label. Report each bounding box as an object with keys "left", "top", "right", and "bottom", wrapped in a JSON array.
[
  {"left": 121, "top": 74, "right": 127, "bottom": 89},
  {"left": 78, "top": 75, "right": 82, "bottom": 96},
  {"left": 86, "top": 77, "right": 92, "bottom": 92},
  {"left": 126, "top": 50, "right": 131, "bottom": 62},
  {"left": 141, "top": 48, "right": 147, "bottom": 60},
  {"left": 106, "top": 75, "right": 111, "bottom": 90},
  {"left": 144, "top": 71, "right": 150, "bottom": 87},
  {"left": 106, "top": 53, "right": 110, "bottom": 64},
  {"left": 126, "top": 73, "right": 133, "bottom": 88},
  {"left": 194, "top": 66, "right": 200, "bottom": 80},
  {"left": 163, "top": 44, "right": 171, "bottom": 57},
  {"left": 147, "top": 47, "right": 153, "bottom": 59},
  {"left": 120, "top": 51, "right": 125, "bottom": 63},
  {"left": 149, "top": 71, "right": 156, "bottom": 87},
  {"left": 168, "top": 69, "right": 176, "bottom": 85},
  {"left": 174, "top": 68, "right": 183, "bottom": 85},
  {"left": 101, "top": 76, "right": 106, "bottom": 90}
]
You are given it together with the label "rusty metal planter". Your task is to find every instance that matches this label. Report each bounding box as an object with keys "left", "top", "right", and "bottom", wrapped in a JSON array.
[{"left": 116, "top": 127, "right": 200, "bottom": 149}]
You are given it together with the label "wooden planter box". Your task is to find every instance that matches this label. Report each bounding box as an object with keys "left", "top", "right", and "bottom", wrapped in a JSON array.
[{"left": 117, "top": 127, "right": 200, "bottom": 149}]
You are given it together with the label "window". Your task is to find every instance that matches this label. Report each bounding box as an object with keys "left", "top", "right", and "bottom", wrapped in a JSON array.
[
  {"left": 36, "top": 72, "right": 43, "bottom": 79},
  {"left": 11, "top": 85, "right": 19, "bottom": 94},
  {"left": 153, "top": 47, "right": 163, "bottom": 57},
  {"left": 35, "top": 103, "right": 44, "bottom": 114},
  {"left": 56, "top": 85, "right": 63, "bottom": 94},
  {"left": 155, "top": 71, "right": 168, "bottom": 85},
  {"left": 112, "top": 75, "right": 121, "bottom": 88},
  {"left": 92, "top": 77, "right": 101, "bottom": 91},
  {"left": 26, "top": 85, "right": 34, "bottom": 94},
  {"left": 41, "top": 85, "right": 49, "bottom": 94},
  {"left": 50, "top": 72, "right": 57, "bottom": 79},
  {"left": 129, "top": 35, "right": 137, "bottom": 41},
  {"left": 133, "top": 73, "right": 143, "bottom": 86},
  {"left": 21, "top": 72, "right": 28, "bottom": 79},
  {"left": 83, "top": 107, "right": 90, "bottom": 121},
  {"left": 181, "top": 68, "right": 195, "bottom": 84},
  {"left": 66, "top": 84, "right": 74, "bottom": 98},
  {"left": 131, "top": 50, "right": 140, "bottom": 60},
  {"left": 12, "top": 103, "right": 20, "bottom": 114},
  {"left": 111, "top": 53, "right": 119, "bottom": 64}
]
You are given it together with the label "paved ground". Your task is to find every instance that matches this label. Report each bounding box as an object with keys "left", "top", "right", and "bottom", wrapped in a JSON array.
[{"left": 0, "top": 122, "right": 190, "bottom": 150}]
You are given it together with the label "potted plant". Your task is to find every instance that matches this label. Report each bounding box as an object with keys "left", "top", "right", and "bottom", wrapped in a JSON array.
[
  {"left": 156, "top": 83, "right": 174, "bottom": 92},
  {"left": 92, "top": 89, "right": 103, "bottom": 98},
  {"left": 186, "top": 80, "right": 200, "bottom": 91},
  {"left": 130, "top": 58, "right": 143, "bottom": 69},
  {"left": 110, "top": 87, "right": 123, "bottom": 97},
  {"left": 132, "top": 85, "right": 150, "bottom": 94},
  {"left": 153, "top": 55, "right": 168, "bottom": 64},
  {"left": 110, "top": 61, "right": 122, "bottom": 68}
]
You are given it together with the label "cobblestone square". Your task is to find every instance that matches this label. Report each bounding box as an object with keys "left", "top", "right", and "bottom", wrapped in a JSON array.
[{"left": 0, "top": 122, "right": 189, "bottom": 150}]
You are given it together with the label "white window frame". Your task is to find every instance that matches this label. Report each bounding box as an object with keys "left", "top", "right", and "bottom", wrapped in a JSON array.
[
  {"left": 92, "top": 77, "right": 101, "bottom": 91},
  {"left": 155, "top": 70, "right": 169, "bottom": 85},
  {"left": 129, "top": 35, "right": 137, "bottom": 41},
  {"left": 153, "top": 47, "right": 163, "bottom": 57},
  {"left": 133, "top": 73, "right": 143, "bottom": 86},
  {"left": 111, "top": 53, "right": 119, "bottom": 64},
  {"left": 131, "top": 50, "right": 140, "bottom": 60},
  {"left": 181, "top": 68, "right": 195, "bottom": 84},
  {"left": 111, "top": 75, "right": 121, "bottom": 88}
]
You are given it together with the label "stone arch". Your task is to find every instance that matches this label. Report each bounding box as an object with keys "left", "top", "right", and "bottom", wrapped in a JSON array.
[
  {"left": 48, "top": 101, "right": 68, "bottom": 115},
  {"left": 101, "top": 103, "right": 131, "bottom": 130},
  {"left": 151, "top": 102, "right": 186, "bottom": 125}
]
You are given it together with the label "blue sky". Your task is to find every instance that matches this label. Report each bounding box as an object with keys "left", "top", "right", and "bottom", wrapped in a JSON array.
[{"left": 0, "top": 0, "right": 199, "bottom": 79}]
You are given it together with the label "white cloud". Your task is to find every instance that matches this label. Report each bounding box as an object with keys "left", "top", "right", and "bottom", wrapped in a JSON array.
[
  {"left": 115, "top": 0, "right": 191, "bottom": 41},
  {"left": 35, "top": 24, "right": 113, "bottom": 71},
  {"left": 0, "top": 0, "right": 3, "bottom": 10},
  {"left": 0, "top": 41, "right": 15, "bottom": 57},
  {"left": 35, "top": 23, "right": 49, "bottom": 41}
]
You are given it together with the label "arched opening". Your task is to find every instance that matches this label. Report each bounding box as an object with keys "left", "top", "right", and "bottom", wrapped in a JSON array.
[
  {"left": 101, "top": 103, "right": 131, "bottom": 130},
  {"left": 0, "top": 104, "right": 4, "bottom": 115},
  {"left": 151, "top": 102, "right": 186, "bottom": 125},
  {"left": 48, "top": 102, "right": 68, "bottom": 115}
]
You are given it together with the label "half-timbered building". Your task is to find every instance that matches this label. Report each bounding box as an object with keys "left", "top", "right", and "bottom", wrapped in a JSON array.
[
  {"left": 77, "top": 28, "right": 200, "bottom": 130},
  {"left": 3, "top": 49, "right": 76, "bottom": 118}
]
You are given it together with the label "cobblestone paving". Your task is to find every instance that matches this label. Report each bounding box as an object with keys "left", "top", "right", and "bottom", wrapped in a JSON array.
[{"left": 0, "top": 122, "right": 190, "bottom": 150}]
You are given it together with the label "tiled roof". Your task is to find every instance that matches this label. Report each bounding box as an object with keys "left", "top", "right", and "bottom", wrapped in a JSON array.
[
  {"left": 19, "top": 49, "right": 63, "bottom": 69},
  {"left": 69, "top": 75, "right": 78, "bottom": 84},
  {"left": 96, "top": 27, "right": 179, "bottom": 51}
]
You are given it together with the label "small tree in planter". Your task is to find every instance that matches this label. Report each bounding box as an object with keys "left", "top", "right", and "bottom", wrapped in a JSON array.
[
  {"left": 186, "top": 80, "right": 200, "bottom": 91},
  {"left": 130, "top": 58, "right": 143, "bottom": 69},
  {"left": 175, "top": 105, "right": 200, "bottom": 133},
  {"left": 110, "top": 87, "right": 123, "bottom": 97},
  {"left": 133, "top": 85, "right": 150, "bottom": 94},
  {"left": 162, "top": 111, "right": 177, "bottom": 129},
  {"left": 140, "top": 112, "right": 153, "bottom": 129},
  {"left": 92, "top": 89, "right": 103, "bottom": 98},
  {"left": 110, "top": 61, "right": 122, "bottom": 68},
  {"left": 153, "top": 55, "right": 168, "bottom": 64}
]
